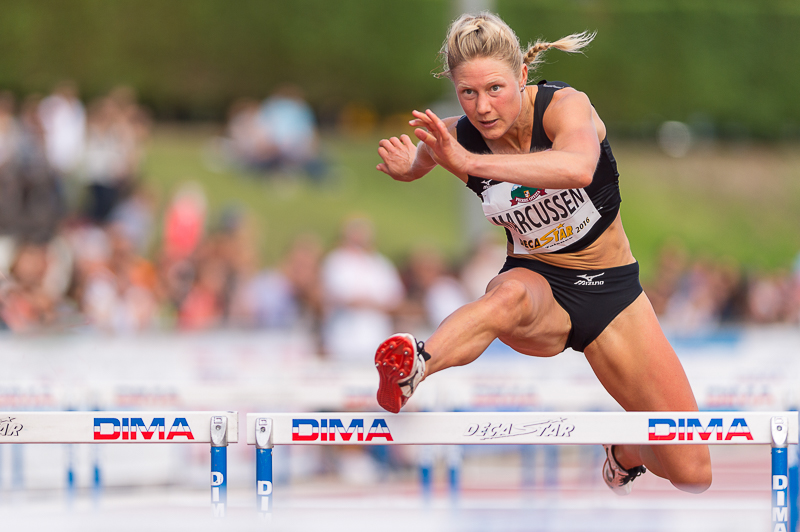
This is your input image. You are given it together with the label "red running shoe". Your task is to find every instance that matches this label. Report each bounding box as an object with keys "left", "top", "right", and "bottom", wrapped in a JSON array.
[{"left": 375, "top": 333, "right": 430, "bottom": 413}]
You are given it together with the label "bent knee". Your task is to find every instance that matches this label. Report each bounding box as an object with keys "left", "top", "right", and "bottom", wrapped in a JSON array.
[
  {"left": 485, "top": 278, "right": 532, "bottom": 318},
  {"left": 670, "top": 452, "right": 712, "bottom": 494}
]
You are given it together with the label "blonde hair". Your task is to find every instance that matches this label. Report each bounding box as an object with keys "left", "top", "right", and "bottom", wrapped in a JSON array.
[{"left": 437, "top": 12, "right": 595, "bottom": 81}]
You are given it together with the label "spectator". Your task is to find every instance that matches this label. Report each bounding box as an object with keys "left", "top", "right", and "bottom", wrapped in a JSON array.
[
  {"left": 258, "top": 84, "right": 320, "bottom": 173},
  {"left": 459, "top": 232, "right": 507, "bottom": 302},
  {"left": 15, "top": 95, "right": 64, "bottom": 242},
  {"left": 69, "top": 224, "right": 158, "bottom": 333},
  {"left": 0, "top": 91, "right": 17, "bottom": 168},
  {"left": 162, "top": 182, "right": 207, "bottom": 264},
  {"left": 644, "top": 241, "right": 689, "bottom": 317},
  {"left": 321, "top": 217, "right": 404, "bottom": 361},
  {"left": 81, "top": 97, "right": 130, "bottom": 223},
  {"left": 398, "top": 244, "right": 469, "bottom": 336},
  {"left": 746, "top": 270, "right": 790, "bottom": 324},
  {"left": 211, "top": 86, "right": 326, "bottom": 179},
  {"left": 177, "top": 242, "right": 228, "bottom": 331},
  {"left": 38, "top": 80, "right": 86, "bottom": 177},
  {"left": 231, "top": 232, "right": 323, "bottom": 333},
  {"left": 224, "top": 97, "right": 276, "bottom": 170},
  {"left": 0, "top": 92, "right": 19, "bottom": 272},
  {"left": 80, "top": 88, "right": 148, "bottom": 224},
  {"left": 158, "top": 183, "right": 208, "bottom": 320},
  {"left": 0, "top": 242, "right": 56, "bottom": 332},
  {"left": 108, "top": 182, "right": 157, "bottom": 256}
]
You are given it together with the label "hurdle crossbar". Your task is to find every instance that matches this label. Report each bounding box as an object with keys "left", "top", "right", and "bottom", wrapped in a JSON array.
[
  {"left": 0, "top": 411, "right": 238, "bottom": 443},
  {"left": 247, "top": 411, "right": 798, "bottom": 529},
  {"left": 0, "top": 411, "right": 238, "bottom": 518},
  {"left": 247, "top": 411, "right": 797, "bottom": 446}
]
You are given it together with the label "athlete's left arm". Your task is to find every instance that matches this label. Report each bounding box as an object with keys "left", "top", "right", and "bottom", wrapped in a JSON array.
[{"left": 417, "top": 90, "right": 601, "bottom": 189}]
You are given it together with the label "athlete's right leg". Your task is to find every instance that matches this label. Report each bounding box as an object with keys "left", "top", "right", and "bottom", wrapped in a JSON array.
[
  {"left": 375, "top": 268, "right": 570, "bottom": 412},
  {"left": 425, "top": 268, "right": 571, "bottom": 375}
]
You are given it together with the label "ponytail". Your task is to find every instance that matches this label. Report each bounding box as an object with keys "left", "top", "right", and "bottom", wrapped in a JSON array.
[{"left": 522, "top": 31, "right": 596, "bottom": 71}]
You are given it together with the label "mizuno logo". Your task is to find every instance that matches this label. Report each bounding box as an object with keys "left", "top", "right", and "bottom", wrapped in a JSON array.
[{"left": 575, "top": 273, "right": 605, "bottom": 285}]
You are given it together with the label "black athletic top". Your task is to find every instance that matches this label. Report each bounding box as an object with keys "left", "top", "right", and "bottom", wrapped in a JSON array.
[{"left": 456, "top": 80, "right": 622, "bottom": 255}]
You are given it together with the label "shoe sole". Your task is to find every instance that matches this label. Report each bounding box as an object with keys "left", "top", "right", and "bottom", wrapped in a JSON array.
[{"left": 375, "top": 334, "right": 416, "bottom": 414}]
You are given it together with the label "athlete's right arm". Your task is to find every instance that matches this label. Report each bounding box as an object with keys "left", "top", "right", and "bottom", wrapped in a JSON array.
[{"left": 376, "top": 133, "right": 438, "bottom": 182}]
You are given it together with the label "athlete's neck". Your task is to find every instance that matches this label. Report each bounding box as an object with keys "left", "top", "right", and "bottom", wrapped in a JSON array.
[{"left": 485, "top": 87, "right": 535, "bottom": 154}]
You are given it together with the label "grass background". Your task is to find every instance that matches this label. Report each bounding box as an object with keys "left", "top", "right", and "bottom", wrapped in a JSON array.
[{"left": 141, "top": 126, "right": 800, "bottom": 281}]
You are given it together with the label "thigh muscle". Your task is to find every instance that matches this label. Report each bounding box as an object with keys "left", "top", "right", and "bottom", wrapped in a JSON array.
[{"left": 486, "top": 268, "right": 571, "bottom": 357}]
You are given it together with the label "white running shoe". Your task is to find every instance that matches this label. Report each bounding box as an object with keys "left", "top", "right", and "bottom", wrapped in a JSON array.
[
  {"left": 375, "top": 333, "right": 430, "bottom": 413},
  {"left": 602, "top": 444, "right": 646, "bottom": 495}
]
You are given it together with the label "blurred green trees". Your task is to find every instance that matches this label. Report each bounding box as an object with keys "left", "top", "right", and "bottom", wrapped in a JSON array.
[{"left": 1, "top": 0, "right": 798, "bottom": 137}]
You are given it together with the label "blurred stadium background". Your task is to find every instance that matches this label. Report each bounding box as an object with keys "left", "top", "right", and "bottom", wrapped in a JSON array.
[{"left": 0, "top": 0, "right": 799, "bottom": 530}]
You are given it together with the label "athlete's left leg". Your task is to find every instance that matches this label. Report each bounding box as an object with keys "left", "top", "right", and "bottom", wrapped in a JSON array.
[{"left": 583, "top": 292, "right": 712, "bottom": 494}]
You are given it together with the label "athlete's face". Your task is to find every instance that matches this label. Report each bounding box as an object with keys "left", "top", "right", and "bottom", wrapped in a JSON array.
[{"left": 452, "top": 57, "right": 527, "bottom": 140}]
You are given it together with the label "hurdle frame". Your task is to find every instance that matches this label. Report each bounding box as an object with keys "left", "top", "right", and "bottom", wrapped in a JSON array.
[
  {"left": 0, "top": 411, "right": 238, "bottom": 517},
  {"left": 248, "top": 411, "right": 798, "bottom": 530}
]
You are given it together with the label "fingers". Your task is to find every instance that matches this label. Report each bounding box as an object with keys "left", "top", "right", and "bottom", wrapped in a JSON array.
[
  {"left": 410, "top": 109, "right": 451, "bottom": 143},
  {"left": 380, "top": 135, "right": 416, "bottom": 151},
  {"left": 377, "top": 134, "right": 417, "bottom": 177},
  {"left": 414, "top": 128, "right": 435, "bottom": 145},
  {"left": 411, "top": 109, "right": 444, "bottom": 127},
  {"left": 410, "top": 110, "right": 434, "bottom": 128},
  {"left": 425, "top": 109, "right": 449, "bottom": 137}
]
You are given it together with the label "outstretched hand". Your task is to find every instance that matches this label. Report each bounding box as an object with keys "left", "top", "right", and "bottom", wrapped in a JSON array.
[
  {"left": 410, "top": 109, "right": 471, "bottom": 176},
  {"left": 376, "top": 134, "right": 418, "bottom": 182}
]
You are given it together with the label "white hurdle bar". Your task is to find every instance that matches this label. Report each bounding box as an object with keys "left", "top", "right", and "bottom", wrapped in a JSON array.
[
  {"left": 0, "top": 411, "right": 238, "bottom": 517},
  {"left": 248, "top": 411, "right": 798, "bottom": 529}
]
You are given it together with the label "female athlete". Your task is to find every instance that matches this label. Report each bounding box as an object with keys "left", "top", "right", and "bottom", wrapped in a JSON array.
[{"left": 374, "top": 12, "right": 711, "bottom": 495}]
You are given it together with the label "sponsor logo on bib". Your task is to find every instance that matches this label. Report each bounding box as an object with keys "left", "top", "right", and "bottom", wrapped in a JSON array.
[{"left": 510, "top": 185, "right": 546, "bottom": 206}]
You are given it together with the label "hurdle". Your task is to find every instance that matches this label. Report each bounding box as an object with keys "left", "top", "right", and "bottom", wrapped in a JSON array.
[
  {"left": 248, "top": 411, "right": 798, "bottom": 529},
  {"left": 0, "top": 411, "right": 237, "bottom": 517}
]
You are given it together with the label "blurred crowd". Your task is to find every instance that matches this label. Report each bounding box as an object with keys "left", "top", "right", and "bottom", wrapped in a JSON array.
[
  {"left": 211, "top": 84, "right": 326, "bottom": 179},
  {"left": 1, "top": 83, "right": 800, "bottom": 353},
  {"left": 645, "top": 243, "right": 800, "bottom": 334}
]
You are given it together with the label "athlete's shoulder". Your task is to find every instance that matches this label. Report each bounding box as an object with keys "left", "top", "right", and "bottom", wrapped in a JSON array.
[
  {"left": 542, "top": 79, "right": 587, "bottom": 103},
  {"left": 547, "top": 86, "right": 593, "bottom": 118}
]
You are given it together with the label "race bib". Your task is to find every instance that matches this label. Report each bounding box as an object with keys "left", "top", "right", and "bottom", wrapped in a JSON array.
[{"left": 481, "top": 182, "right": 601, "bottom": 254}]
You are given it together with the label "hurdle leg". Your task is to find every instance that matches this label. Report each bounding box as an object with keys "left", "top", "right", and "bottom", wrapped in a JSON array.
[
  {"left": 418, "top": 445, "right": 434, "bottom": 498},
  {"left": 92, "top": 444, "right": 102, "bottom": 507},
  {"left": 791, "top": 451, "right": 798, "bottom": 532},
  {"left": 210, "top": 416, "right": 229, "bottom": 518},
  {"left": 791, "top": 433, "right": 799, "bottom": 532},
  {"left": 255, "top": 418, "right": 274, "bottom": 519},
  {"left": 12, "top": 444, "right": 23, "bottom": 490},
  {"left": 773, "top": 416, "right": 790, "bottom": 532},
  {"left": 65, "top": 444, "right": 75, "bottom": 506},
  {"left": 545, "top": 445, "right": 559, "bottom": 488},
  {"left": 521, "top": 445, "right": 537, "bottom": 488},
  {"left": 446, "top": 445, "right": 462, "bottom": 502}
]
